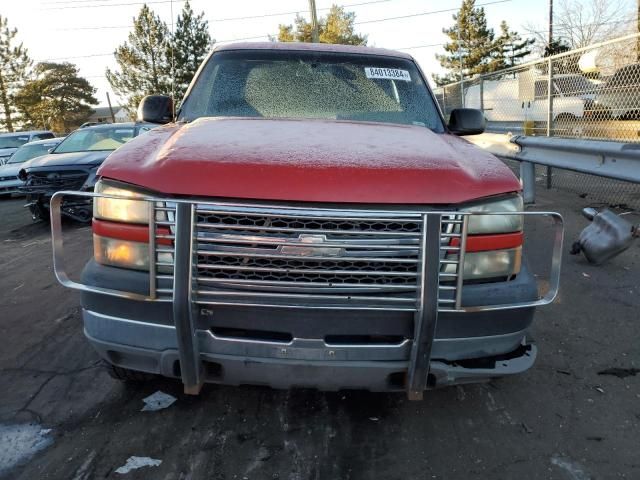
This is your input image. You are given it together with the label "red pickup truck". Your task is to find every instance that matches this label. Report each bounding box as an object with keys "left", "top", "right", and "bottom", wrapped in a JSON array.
[{"left": 51, "top": 43, "right": 562, "bottom": 399}]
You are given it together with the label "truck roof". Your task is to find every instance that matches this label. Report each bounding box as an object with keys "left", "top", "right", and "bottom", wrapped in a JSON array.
[{"left": 213, "top": 41, "right": 414, "bottom": 60}]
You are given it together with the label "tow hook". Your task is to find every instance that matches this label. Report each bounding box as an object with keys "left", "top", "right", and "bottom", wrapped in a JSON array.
[{"left": 570, "top": 208, "right": 637, "bottom": 264}]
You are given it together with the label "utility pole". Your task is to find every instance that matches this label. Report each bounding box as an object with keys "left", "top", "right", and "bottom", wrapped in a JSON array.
[
  {"left": 548, "top": 0, "right": 553, "bottom": 47},
  {"left": 106, "top": 92, "right": 116, "bottom": 123},
  {"left": 637, "top": 0, "right": 639, "bottom": 62},
  {"left": 457, "top": 26, "right": 464, "bottom": 108},
  {"left": 309, "top": 0, "right": 320, "bottom": 43},
  {"left": 170, "top": 0, "right": 176, "bottom": 118},
  {"left": 546, "top": 0, "right": 554, "bottom": 188}
]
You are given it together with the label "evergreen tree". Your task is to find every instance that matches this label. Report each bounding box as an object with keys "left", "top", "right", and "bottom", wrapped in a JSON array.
[
  {"left": 543, "top": 39, "right": 579, "bottom": 75},
  {"left": 0, "top": 15, "right": 31, "bottom": 132},
  {"left": 173, "top": 1, "right": 212, "bottom": 101},
  {"left": 495, "top": 21, "right": 534, "bottom": 69},
  {"left": 276, "top": 5, "right": 367, "bottom": 45},
  {"left": 14, "top": 62, "right": 97, "bottom": 132},
  {"left": 436, "top": 0, "right": 498, "bottom": 83},
  {"left": 544, "top": 39, "right": 571, "bottom": 57},
  {"left": 106, "top": 5, "right": 172, "bottom": 116}
]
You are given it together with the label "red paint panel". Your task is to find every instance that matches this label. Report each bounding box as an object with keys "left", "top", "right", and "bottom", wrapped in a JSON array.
[
  {"left": 451, "top": 232, "right": 524, "bottom": 252},
  {"left": 99, "top": 118, "right": 521, "bottom": 205},
  {"left": 92, "top": 219, "right": 172, "bottom": 246}
]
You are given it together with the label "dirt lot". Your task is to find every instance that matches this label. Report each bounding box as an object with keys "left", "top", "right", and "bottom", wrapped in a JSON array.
[{"left": 0, "top": 188, "right": 638, "bottom": 480}]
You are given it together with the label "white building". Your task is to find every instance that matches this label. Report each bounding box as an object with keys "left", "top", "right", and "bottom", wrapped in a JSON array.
[{"left": 87, "top": 106, "right": 131, "bottom": 124}]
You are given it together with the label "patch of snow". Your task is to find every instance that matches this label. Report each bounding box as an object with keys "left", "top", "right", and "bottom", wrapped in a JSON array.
[
  {"left": 0, "top": 423, "right": 53, "bottom": 475},
  {"left": 115, "top": 456, "right": 162, "bottom": 474},
  {"left": 141, "top": 391, "right": 176, "bottom": 412},
  {"left": 551, "top": 455, "right": 592, "bottom": 480}
]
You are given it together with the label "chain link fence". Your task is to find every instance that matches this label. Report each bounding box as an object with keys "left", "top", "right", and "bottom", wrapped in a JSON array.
[
  {"left": 434, "top": 33, "right": 640, "bottom": 141},
  {"left": 434, "top": 33, "right": 640, "bottom": 209}
]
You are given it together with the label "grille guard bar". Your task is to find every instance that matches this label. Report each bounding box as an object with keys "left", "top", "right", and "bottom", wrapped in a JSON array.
[{"left": 50, "top": 190, "right": 564, "bottom": 398}]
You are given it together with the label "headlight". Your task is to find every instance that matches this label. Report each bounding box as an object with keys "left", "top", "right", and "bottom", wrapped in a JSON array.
[
  {"left": 94, "top": 179, "right": 148, "bottom": 224},
  {"left": 94, "top": 235, "right": 149, "bottom": 270},
  {"left": 461, "top": 195, "right": 523, "bottom": 234},
  {"left": 462, "top": 247, "right": 521, "bottom": 280},
  {"left": 442, "top": 195, "right": 524, "bottom": 282},
  {"left": 442, "top": 247, "right": 522, "bottom": 281}
]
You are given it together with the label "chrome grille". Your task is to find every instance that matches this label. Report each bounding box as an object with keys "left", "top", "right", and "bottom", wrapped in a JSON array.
[
  {"left": 21, "top": 170, "right": 89, "bottom": 193},
  {"left": 192, "top": 205, "right": 423, "bottom": 309},
  {"left": 145, "top": 203, "right": 462, "bottom": 311},
  {"left": 151, "top": 203, "right": 177, "bottom": 301},
  {"left": 149, "top": 203, "right": 469, "bottom": 310}
]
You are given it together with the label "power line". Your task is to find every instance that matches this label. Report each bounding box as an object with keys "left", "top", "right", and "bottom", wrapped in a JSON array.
[
  {"left": 42, "top": 0, "right": 128, "bottom": 3},
  {"left": 55, "top": 13, "right": 636, "bottom": 34},
  {"left": 37, "top": 3, "right": 638, "bottom": 62},
  {"left": 42, "top": 0, "right": 127, "bottom": 4},
  {"left": 49, "top": 0, "right": 392, "bottom": 30},
  {"left": 217, "top": 34, "right": 273, "bottom": 43},
  {"left": 208, "top": 0, "right": 390, "bottom": 22},
  {"left": 394, "top": 17, "right": 639, "bottom": 51},
  {"left": 43, "top": 0, "right": 186, "bottom": 10},
  {"left": 355, "top": 0, "right": 511, "bottom": 25},
  {"left": 394, "top": 42, "right": 445, "bottom": 51},
  {"left": 52, "top": 25, "right": 131, "bottom": 31},
  {"left": 39, "top": 53, "right": 114, "bottom": 61}
]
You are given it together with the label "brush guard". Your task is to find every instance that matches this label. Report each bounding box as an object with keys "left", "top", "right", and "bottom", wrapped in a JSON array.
[{"left": 50, "top": 191, "right": 564, "bottom": 399}]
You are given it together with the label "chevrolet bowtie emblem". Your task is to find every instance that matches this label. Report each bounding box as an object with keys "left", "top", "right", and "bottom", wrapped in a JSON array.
[{"left": 279, "top": 234, "right": 344, "bottom": 257}]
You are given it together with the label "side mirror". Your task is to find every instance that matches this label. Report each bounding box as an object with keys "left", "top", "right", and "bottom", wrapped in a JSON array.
[
  {"left": 448, "top": 108, "right": 486, "bottom": 136},
  {"left": 137, "top": 95, "right": 174, "bottom": 124}
]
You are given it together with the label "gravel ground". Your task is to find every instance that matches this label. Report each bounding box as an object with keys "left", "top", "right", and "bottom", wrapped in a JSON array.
[{"left": 0, "top": 188, "right": 638, "bottom": 480}]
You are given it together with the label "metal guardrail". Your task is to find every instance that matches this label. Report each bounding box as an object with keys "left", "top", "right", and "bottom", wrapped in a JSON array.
[
  {"left": 514, "top": 136, "right": 640, "bottom": 203},
  {"left": 469, "top": 134, "right": 640, "bottom": 204}
]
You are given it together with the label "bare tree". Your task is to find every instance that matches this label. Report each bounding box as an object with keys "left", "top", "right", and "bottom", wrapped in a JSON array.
[{"left": 525, "top": 0, "right": 632, "bottom": 53}]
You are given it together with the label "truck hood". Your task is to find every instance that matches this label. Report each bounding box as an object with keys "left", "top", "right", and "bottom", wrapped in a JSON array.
[
  {"left": 24, "top": 150, "right": 111, "bottom": 170},
  {"left": 99, "top": 117, "right": 520, "bottom": 204}
]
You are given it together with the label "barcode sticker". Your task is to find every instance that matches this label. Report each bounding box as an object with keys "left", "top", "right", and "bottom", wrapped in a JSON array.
[{"left": 364, "top": 67, "right": 411, "bottom": 82}]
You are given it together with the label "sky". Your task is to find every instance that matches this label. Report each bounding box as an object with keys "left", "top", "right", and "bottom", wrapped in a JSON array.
[{"left": 0, "top": 0, "right": 633, "bottom": 107}]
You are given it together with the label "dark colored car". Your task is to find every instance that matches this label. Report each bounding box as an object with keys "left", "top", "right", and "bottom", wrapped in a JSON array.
[
  {"left": 0, "top": 130, "right": 55, "bottom": 165},
  {"left": 0, "top": 138, "right": 64, "bottom": 196},
  {"left": 19, "top": 122, "right": 153, "bottom": 222},
  {"left": 595, "top": 63, "right": 640, "bottom": 119}
]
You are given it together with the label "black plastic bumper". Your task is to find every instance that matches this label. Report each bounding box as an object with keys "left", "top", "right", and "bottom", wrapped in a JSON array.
[{"left": 80, "top": 259, "right": 539, "bottom": 391}]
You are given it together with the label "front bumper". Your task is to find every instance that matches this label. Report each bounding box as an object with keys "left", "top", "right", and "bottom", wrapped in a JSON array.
[
  {"left": 85, "top": 315, "right": 536, "bottom": 391},
  {"left": 0, "top": 178, "right": 23, "bottom": 195},
  {"left": 81, "top": 260, "right": 539, "bottom": 391}
]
